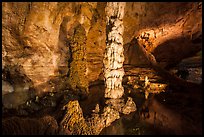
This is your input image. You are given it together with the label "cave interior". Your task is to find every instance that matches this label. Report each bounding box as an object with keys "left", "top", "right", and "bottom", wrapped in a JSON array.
[{"left": 2, "top": 2, "right": 202, "bottom": 135}]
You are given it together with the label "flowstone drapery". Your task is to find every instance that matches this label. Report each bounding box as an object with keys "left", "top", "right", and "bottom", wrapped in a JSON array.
[{"left": 103, "top": 2, "right": 126, "bottom": 99}]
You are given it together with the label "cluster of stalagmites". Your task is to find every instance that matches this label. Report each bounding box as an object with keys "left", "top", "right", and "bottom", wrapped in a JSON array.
[{"left": 60, "top": 97, "right": 136, "bottom": 135}]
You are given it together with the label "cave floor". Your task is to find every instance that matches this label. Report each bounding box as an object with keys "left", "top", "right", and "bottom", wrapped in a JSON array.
[
  {"left": 2, "top": 82, "right": 202, "bottom": 135},
  {"left": 2, "top": 67, "right": 202, "bottom": 135}
]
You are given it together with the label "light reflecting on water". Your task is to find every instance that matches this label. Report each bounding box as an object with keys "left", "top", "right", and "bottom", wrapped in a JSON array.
[
  {"left": 100, "top": 112, "right": 156, "bottom": 135},
  {"left": 99, "top": 96, "right": 184, "bottom": 135}
]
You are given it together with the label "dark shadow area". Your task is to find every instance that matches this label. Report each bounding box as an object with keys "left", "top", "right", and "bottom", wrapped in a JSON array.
[
  {"left": 79, "top": 80, "right": 106, "bottom": 117},
  {"left": 100, "top": 83, "right": 202, "bottom": 135},
  {"left": 152, "top": 36, "right": 202, "bottom": 69}
]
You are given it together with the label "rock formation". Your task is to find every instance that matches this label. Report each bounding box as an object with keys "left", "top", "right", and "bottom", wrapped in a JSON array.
[
  {"left": 2, "top": 2, "right": 202, "bottom": 135},
  {"left": 2, "top": 2, "right": 201, "bottom": 102},
  {"left": 103, "top": 2, "right": 126, "bottom": 99}
]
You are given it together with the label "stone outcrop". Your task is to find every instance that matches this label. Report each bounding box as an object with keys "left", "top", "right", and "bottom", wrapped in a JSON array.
[
  {"left": 130, "top": 2, "right": 202, "bottom": 68},
  {"left": 60, "top": 100, "right": 92, "bottom": 135},
  {"left": 60, "top": 98, "right": 136, "bottom": 135}
]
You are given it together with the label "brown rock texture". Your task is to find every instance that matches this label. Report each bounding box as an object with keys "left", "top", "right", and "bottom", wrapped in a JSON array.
[
  {"left": 2, "top": 115, "right": 59, "bottom": 135},
  {"left": 124, "top": 2, "right": 202, "bottom": 68},
  {"left": 2, "top": 2, "right": 202, "bottom": 107},
  {"left": 2, "top": 3, "right": 104, "bottom": 98}
]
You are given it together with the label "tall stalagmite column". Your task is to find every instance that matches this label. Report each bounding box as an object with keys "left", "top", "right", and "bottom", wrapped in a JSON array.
[{"left": 103, "top": 2, "right": 126, "bottom": 99}]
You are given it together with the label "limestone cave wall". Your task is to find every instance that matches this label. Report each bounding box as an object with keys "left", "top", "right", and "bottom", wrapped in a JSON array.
[{"left": 2, "top": 2, "right": 202, "bottom": 108}]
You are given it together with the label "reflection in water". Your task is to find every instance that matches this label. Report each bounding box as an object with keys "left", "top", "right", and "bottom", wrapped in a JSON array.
[
  {"left": 100, "top": 116, "right": 125, "bottom": 135},
  {"left": 100, "top": 95, "right": 201, "bottom": 135},
  {"left": 100, "top": 111, "right": 155, "bottom": 135}
]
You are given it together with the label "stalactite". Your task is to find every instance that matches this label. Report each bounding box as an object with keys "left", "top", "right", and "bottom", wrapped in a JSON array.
[{"left": 103, "top": 2, "right": 126, "bottom": 99}]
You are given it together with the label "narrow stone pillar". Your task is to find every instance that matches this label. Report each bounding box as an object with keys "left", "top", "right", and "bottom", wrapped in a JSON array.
[{"left": 103, "top": 2, "right": 126, "bottom": 99}]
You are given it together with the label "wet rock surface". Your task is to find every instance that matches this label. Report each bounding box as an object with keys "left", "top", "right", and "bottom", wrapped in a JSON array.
[
  {"left": 2, "top": 75, "right": 202, "bottom": 135},
  {"left": 2, "top": 115, "right": 59, "bottom": 135},
  {"left": 170, "top": 51, "right": 202, "bottom": 84},
  {"left": 2, "top": 89, "right": 79, "bottom": 135},
  {"left": 2, "top": 2, "right": 202, "bottom": 135},
  {"left": 2, "top": 48, "right": 202, "bottom": 135}
]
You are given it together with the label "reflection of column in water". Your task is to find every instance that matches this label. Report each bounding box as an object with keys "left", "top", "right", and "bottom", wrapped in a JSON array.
[
  {"left": 103, "top": 118, "right": 124, "bottom": 135},
  {"left": 144, "top": 76, "right": 150, "bottom": 99}
]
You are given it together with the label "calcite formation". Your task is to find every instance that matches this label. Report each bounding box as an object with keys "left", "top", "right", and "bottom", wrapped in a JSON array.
[
  {"left": 60, "top": 99, "right": 131, "bottom": 135},
  {"left": 103, "top": 2, "right": 126, "bottom": 99},
  {"left": 68, "top": 25, "right": 88, "bottom": 94},
  {"left": 60, "top": 100, "right": 92, "bottom": 135},
  {"left": 2, "top": 2, "right": 201, "bottom": 100}
]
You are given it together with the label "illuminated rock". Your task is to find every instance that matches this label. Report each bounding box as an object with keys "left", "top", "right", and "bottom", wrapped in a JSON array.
[{"left": 103, "top": 2, "right": 126, "bottom": 99}]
